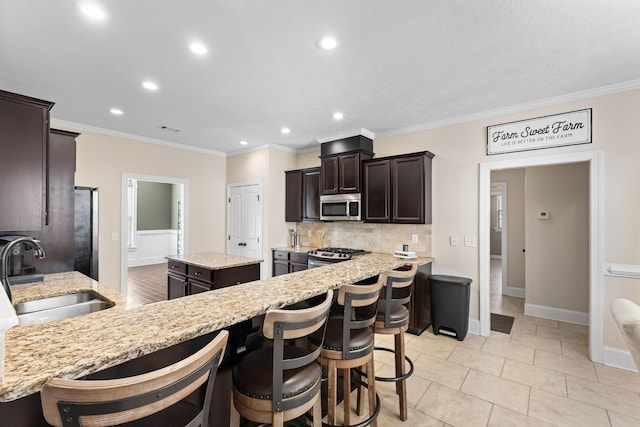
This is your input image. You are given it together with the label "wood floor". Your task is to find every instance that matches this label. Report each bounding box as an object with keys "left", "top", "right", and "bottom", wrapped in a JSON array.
[{"left": 127, "top": 262, "right": 168, "bottom": 305}]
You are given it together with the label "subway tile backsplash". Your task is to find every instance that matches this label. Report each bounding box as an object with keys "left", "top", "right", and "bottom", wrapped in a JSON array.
[{"left": 296, "top": 222, "right": 432, "bottom": 257}]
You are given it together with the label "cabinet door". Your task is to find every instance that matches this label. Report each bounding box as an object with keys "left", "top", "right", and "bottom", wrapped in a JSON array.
[
  {"left": 273, "top": 260, "right": 289, "bottom": 277},
  {"left": 167, "top": 273, "right": 187, "bottom": 299},
  {"left": 290, "top": 262, "right": 308, "bottom": 273},
  {"left": 321, "top": 156, "right": 339, "bottom": 195},
  {"left": 338, "top": 153, "right": 359, "bottom": 193},
  {"left": 302, "top": 168, "right": 320, "bottom": 221},
  {"left": 189, "top": 279, "right": 211, "bottom": 295},
  {"left": 392, "top": 155, "right": 425, "bottom": 223},
  {"left": 363, "top": 159, "right": 391, "bottom": 222},
  {"left": 285, "top": 170, "right": 303, "bottom": 222},
  {"left": 0, "top": 92, "right": 53, "bottom": 231}
]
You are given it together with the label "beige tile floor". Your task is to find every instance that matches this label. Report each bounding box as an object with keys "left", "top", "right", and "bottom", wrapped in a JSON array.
[{"left": 333, "top": 293, "right": 640, "bottom": 427}]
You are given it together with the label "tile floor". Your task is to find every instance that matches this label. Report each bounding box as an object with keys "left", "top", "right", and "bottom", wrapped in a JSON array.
[{"left": 336, "top": 294, "right": 640, "bottom": 427}]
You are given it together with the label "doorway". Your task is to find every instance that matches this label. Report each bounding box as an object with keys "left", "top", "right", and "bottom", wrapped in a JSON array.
[
  {"left": 227, "top": 181, "right": 263, "bottom": 277},
  {"left": 479, "top": 150, "right": 604, "bottom": 363},
  {"left": 120, "top": 174, "right": 188, "bottom": 303},
  {"left": 489, "top": 181, "right": 508, "bottom": 310}
]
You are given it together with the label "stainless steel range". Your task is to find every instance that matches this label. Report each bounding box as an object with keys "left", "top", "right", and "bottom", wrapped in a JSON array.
[{"left": 307, "top": 247, "right": 369, "bottom": 269}]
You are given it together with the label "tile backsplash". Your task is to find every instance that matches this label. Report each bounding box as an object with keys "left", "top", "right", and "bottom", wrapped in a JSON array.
[{"left": 296, "top": 222, "right": 432, "bottom": 257}]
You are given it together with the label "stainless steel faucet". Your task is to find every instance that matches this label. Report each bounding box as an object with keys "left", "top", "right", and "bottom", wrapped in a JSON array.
[{"left": 0, "top": 236, "right": 46, "bottom": 302}]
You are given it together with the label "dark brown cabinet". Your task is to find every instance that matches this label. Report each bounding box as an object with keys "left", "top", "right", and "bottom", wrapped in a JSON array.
[
  {"left": 272, "top": 250, "right": 308, "bottom": 277},
  {"left": 0, "top": 90, "right": 54, "bottom": 232},
  {"left": 363, "top": 151, "right": 434, "bottom": 224},
  {"left": 285, "top": 167, "right": 320, "bottom": 222},
  {"left": 167, "top": 260, "right": 260, "bottom": 300},
  {"left": 320, "top": 152, "right": 372, "bottom": 195}
]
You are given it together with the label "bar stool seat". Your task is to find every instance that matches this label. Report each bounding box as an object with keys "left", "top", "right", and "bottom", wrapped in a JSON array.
[
  {"left": 232, "top": 346, "right": 321, "bottom": 400},
  {"left": 375, "top": 300, "right": 410, "bottom": 325},
  {"left": 321, "top": 316, "right": 374, "bottom": 353}
]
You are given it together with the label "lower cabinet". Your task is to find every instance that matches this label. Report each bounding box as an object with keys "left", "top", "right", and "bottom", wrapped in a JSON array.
[
  {"left": 272, "top": 250, "right": 308, "bottom": 277},
  {"left": 167, "top": 260, "right": 260, "bottom": 300}
]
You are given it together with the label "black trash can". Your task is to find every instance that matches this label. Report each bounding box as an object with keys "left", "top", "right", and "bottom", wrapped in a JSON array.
[{"left": 430, "top": 275, "right": 472, "bottom": 341}]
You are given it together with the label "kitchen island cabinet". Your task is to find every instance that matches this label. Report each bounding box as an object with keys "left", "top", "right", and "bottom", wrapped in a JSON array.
[
  {"left": 166, "top": 251, "right": 262, "bottom": 299},
  {"left": 0, "top": 254, "right": 432, "bottom": 425}
]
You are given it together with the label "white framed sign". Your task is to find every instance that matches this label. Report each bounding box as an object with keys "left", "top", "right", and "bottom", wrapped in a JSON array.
[{"left": 487, "top": 109, "right": 592, "bottom": 155}]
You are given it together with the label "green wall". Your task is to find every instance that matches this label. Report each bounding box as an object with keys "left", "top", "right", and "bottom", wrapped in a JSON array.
[{"left": 137, "top": 181, "right": 174, "bottom": 230}]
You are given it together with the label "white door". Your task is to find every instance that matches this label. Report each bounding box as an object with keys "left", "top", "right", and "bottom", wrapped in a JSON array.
[{"left": 227, "top": 183, "right": 262, "bottom": 259}]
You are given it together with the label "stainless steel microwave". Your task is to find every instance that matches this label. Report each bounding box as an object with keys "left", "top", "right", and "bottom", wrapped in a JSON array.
[{"left": 320, "top": 193, "right": 361, "bottom": 221}]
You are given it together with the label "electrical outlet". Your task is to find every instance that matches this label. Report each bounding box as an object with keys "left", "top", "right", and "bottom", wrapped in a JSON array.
[
  {"left": 450, "top": 236, "right": 459, "bottom": 246},
  {"left": 411, "top": 234, "right": 419, "bottom": 243},
  {"left": 464, "top": 236, "right": 477, "bottom": 247}
]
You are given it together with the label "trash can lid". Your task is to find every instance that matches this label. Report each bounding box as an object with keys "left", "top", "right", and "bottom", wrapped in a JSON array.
[{"left": 429, "top": 275, "right": 472, "bottom": 285}]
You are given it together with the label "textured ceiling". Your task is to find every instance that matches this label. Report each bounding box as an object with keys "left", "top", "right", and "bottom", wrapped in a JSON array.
[{"left": 1, "top": 0, "right": 639, "bottom": 154}]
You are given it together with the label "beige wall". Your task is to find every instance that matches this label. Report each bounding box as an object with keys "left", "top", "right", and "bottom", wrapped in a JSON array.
[
  {"left": 74, "top": 131, "right": 227, "bottom": 289},
  {"left": 491, "top": 169, "right": 526, "bottom": 291},
  {"left": 525, "top": 163, "right": 590, "bottom": 313}
]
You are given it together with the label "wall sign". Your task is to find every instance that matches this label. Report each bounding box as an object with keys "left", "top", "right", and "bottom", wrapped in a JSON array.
[{"left": 487, "top": 109, "right": 592, "bottom": 155}]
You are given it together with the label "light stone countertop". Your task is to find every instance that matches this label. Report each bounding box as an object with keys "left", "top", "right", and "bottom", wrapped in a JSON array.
[
  {"left": 271, "top": 246, "right": 318, "bottom": 253},
  {"left": 0, "top": 253, "right": 432, "bottom": 402},
  {"left": 165, "top": 251, "right": 263, "bottom": 269}
]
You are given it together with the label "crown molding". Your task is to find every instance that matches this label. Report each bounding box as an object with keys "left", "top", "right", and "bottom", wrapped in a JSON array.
[
  {"left": 225, "top": 143, "right": 299, "bottom": 158},
  {"left": 376, "top": 79, "right": 640, "bottom": 139},
  {"left": 316, "top": 128, "right": 376, "bottom": 144},
  {"left": 50, "top": 119, "right": 226, "bottom": 157}
]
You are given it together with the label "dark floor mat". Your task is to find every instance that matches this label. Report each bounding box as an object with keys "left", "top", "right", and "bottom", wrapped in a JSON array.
[{"left": 490, "top": 313, "right": 515, "bottom": 334}]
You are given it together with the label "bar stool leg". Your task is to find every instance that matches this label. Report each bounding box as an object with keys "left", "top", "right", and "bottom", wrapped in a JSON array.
[
  {"left": 313, "top": 396, "right": 322, "bottom": 427},
  {"left": 230, "top": 391, "right": 241, "bottom": 427},
  {"left": 395, "top": 332, "right": 408, "bottom": 420},
  {"left": 272, "top": 411, "right": 284, "bottom": 427},
  {"left": 343, "top": 367, "right": 351, "bottom": 426},
  {"left": 356, "top": 364, "right": 365, "bottom": 416},
  {"left": 328, "top": 359, "right": 338, "bottom": 425},
  {"left": 367, "top": 358, "right": 378, "bottom": 427}
]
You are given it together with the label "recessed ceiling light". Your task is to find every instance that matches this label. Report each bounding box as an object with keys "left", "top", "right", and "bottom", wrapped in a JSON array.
[
  {"left": 189, "top": 42, "right": 208, "bottom": 55},
  {"left": 240, "top": 140, "right": 248, "bottom": 145},
  {"left": 142, "top": 81, "right": 159, "bottom": 91},
  {"left": 332, "top": 112, "right": 344, "bottom": 120},
  {"left": 109, "top": 108, "right": 123, "bottom": 115},
  {"left": 281, "top": 127, "right": 291, "bottom": 135},
  {"left": 318, "top": 36, "right": 338, "bottom": 50},
  {"left": 79, "top": 3, "right": 106, "bottom": 20}
]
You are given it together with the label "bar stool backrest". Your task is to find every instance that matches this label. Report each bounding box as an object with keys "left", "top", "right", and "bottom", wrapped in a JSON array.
[
  {"left": 262, "top": 290, "right": 334, "bottom": 414},
  {"left": 337, "top": 277, "right": 384, "bottom": 360},
  {"left": 380, "top": 263, "right": 418, "bottom": 328},
  {"left": 41, "top": 330, "right": 229, "bottom": 427}
]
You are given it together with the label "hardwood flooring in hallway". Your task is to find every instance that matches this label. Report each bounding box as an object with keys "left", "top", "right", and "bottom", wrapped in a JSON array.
[{"left": 127, "top": 262, "right": 167, "bottom": 306}]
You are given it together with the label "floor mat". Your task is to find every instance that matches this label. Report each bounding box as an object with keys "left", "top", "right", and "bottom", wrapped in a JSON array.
[{"left": 490, "top": 313, "right": 515, "bottom": 334}]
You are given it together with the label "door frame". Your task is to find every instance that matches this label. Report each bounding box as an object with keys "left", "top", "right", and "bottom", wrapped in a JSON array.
[
  {"left": 227, "top": 180, "right": 264, "bottom": 278},
  {"left": 120, "top": 173, "right": 188, "bottom": 296},
  {"left": 490, "top": 181, "right": 508, "bottom": 296},
  {"left": 479, "top": 150, "right": 604, "bottom": 363}
]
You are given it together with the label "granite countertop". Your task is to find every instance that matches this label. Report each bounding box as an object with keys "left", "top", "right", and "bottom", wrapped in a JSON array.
[
  {"left": 1, "top": 253, "right": 432, "bottom": 402},
  {"left": 271, "top": 246, "right": 318, "bottom": 253},
  {"left": 165, "top": 251, "right": 263, "bottom": 269}
]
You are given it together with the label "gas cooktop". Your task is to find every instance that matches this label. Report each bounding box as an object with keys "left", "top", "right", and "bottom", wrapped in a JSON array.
[{"left": 307, "top": 247, "right": 369, "bottom": 260}]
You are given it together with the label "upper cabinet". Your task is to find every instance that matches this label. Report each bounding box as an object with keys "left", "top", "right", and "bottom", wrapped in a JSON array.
[
  {"left": 0, "top": 90, "right": 54, "bottom": 232},
  {"left": 318, "top": 134, "right": 374, "bottom": 195},
  {"left": 363, "top": 151, "right": 435, "bottom": 224},
  {"left": 285, "top": 167, "right": 320, "bottom": 222},
  {"left": 320, "top": 152, "right": 372, "bottom": 195}
]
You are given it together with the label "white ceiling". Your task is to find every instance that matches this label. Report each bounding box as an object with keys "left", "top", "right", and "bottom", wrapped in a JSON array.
[{"left": 2, "top": 1, "right": 639, "bottom": 155}]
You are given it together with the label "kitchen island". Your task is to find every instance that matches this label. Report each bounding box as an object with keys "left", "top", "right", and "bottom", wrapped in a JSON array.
[
  {"left": 0, "top": 253, "right": 432, "bottom": 424},
  {"left": 165, "top": 251, "right": 262, "bottom": 299}
]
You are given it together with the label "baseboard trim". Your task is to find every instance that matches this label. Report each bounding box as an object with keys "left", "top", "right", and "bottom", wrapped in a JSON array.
[
  {"left": 505, "top": 287, "right": 525, "bottom": 298},
  {"left": 604, "top": 346, "right": 638, "bottom": 372},
  {"left": 468, "top": 318, "right": 481, "bottom": 336},
  {"left": 524, "top": 303, "right": 589, "bottom": 325}
]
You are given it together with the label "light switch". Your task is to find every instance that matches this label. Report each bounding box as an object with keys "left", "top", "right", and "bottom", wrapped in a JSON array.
[
  {"left": 450, "top": 236, "right": 459, "bottom": 246},
  {"left": 464, "top": 236, "right": 477, "bottom": 247},
  {"left": 412, "top": 234, "right": 419, "bottom": 243},
  {"left": 111, "top": 232, "right": 118, "bottom": 241}
]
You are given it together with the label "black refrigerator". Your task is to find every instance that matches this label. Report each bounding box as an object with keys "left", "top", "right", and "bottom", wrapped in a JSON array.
[{"left": 74, "top": 186, "right": 99, "bottom": 280}]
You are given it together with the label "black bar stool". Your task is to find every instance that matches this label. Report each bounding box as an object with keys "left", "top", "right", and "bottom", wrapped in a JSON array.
[
  {"left": 309, "top": 277, "right": 384, "bottom": 427},
  {"left": 372, "top": 263, "right": 418, "bottom": 421},
  {"left": 230, "top": 290, "right": 333, "bottom": 427},
  {"left": 41, "top": 330, "right": 229, "bottom": 427}
]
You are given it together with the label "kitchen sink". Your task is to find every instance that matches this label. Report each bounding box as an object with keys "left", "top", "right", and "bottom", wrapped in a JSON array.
[{"left": 14, "top": 290, "right": 114, "bottom": 326}]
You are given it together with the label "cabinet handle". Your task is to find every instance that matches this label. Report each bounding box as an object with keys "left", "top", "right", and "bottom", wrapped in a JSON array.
[{"left": 194, "top": 272, "right": 201, "bottom": 276}]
